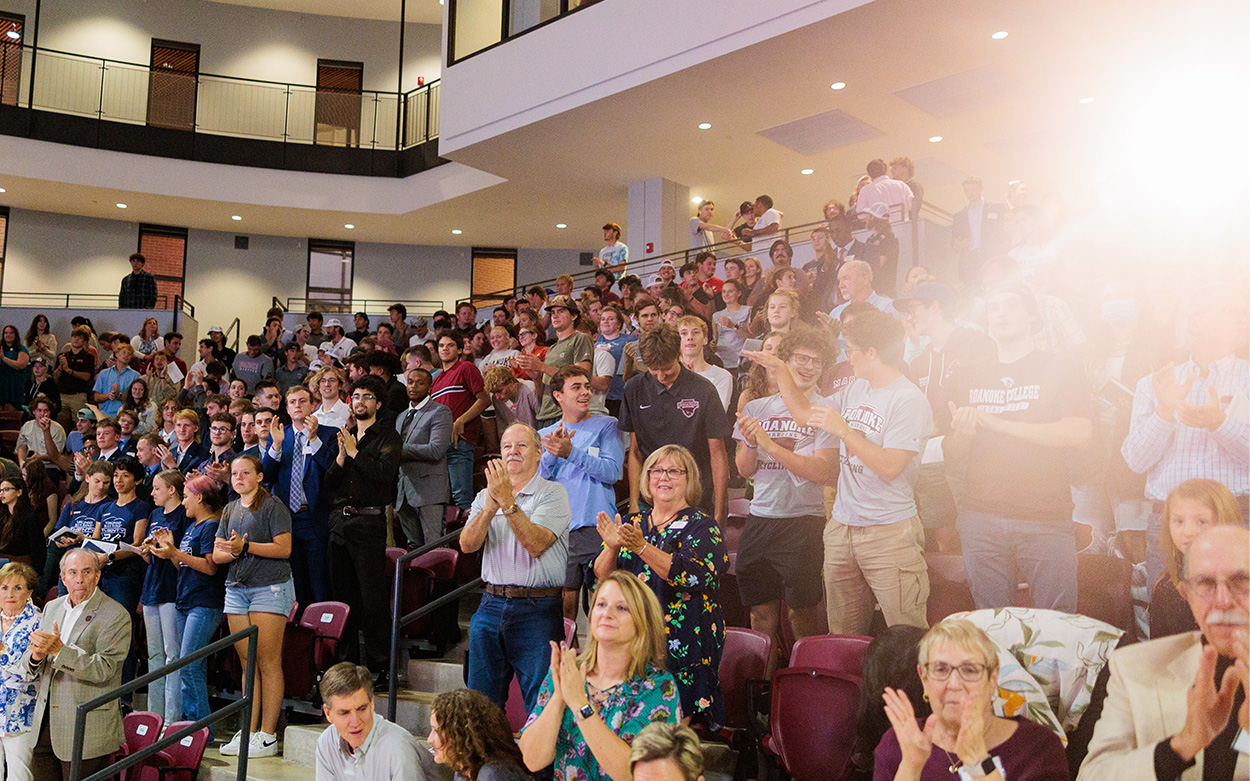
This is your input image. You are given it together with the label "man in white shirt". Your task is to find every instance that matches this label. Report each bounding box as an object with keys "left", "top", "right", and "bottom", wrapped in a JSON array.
[
  {"left": 315, "top": 662, "right": 425, "bottom": 781},
  {"left": 743, "top": 195, "right": 782, "bottom": 245},
  {"left": 17, "top": 395, "right": 67, "bottom": 468},
  {"left": 855, "top": 158, "right": 913, "bottom": 222},
  {"left": 677, "top": 316, "right": 732, "bottom": 412},
  {"left": 597, "top": 222, "right": 628, "bottom": 273},
  {"left": 324, "top": 319, "right": 357, "bottom": 362},
  {"left": 689, "top": 200, "right": 731, "bottom": 250},
  {"left": 831, "top": 260, "right": 897, "bottom": 319}
]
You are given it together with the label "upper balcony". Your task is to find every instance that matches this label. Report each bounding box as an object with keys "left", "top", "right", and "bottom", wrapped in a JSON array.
[{"left": 0, "top": 42, "right": 443, "bottom": 178}]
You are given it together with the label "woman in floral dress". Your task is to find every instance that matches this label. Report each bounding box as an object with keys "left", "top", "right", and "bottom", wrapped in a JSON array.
[
  {"left": 0, "top": 562, "right": 43, "bottom": 781},
  {"left": 593, "top": 444, "right": 729, "bottom": 729},
  {"left": 520, "top": 570, "right": 681, "bottom": 781}
]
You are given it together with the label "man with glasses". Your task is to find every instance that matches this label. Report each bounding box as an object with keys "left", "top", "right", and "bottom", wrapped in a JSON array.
[
  {"left": 734, "top": 327, "right": 840, "bottom": 662},
  {"left": 201, "top": 412, "right": 238, "bottom": 491},
  {"left": 1080, "top": 525, "right": 1250, "bottom": 779},
  {"left": 324, "top": 375, "right": 401, "bottom": 689}
]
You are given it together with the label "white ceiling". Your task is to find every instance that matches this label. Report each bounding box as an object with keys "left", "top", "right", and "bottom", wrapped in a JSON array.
[
  {"left": 211, "top": 0, "right": 446, "bottom": 24},
  {"left": 1, "top": 0, "right": 1245, "bottom": 253}
]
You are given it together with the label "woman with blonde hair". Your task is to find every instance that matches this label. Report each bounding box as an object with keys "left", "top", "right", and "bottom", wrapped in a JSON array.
[
  {"left": 520, "top": 570, "right": 681, "bottom": 781},
  {"left": 594, "top": 445, "right": 728, "bottom": 728},
  {"left": 131, "top": 317, "right": 165, "bottom": 359},
  {"left": 1149, "top": 478, "right": 1243, "bottom": 639},
  {"left": 736, "top": 331, "right": 785, "bottom": 414},
  {"left": 429, "top": 688, "right": 530, "bottom": 781},
  {"left": 0, "top": 561, "right": 42, "bottom": 781}
]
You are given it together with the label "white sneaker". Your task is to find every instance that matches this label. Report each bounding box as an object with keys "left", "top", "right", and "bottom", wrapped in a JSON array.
[
  {"left": 250, "top": 731, "right": 280, "bottom": 758},
  {"left": 219, "top": 730, "right": 244, "bottom": 756}
]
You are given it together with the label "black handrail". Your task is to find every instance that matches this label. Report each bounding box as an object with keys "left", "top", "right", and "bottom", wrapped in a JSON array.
[
  {"left": 0, "top": 291, "right": 177, "bottom": 309},
  {"left": 70, "top": 624, "right": 259, "bottom": 781},
  {"left": 387, "top": 527, "right": 484, "bottom": 721},
  {"left": 281, "top": 297, "right": 446, "bottom": 317},
  {"left": 226, "top": 317, "right": 241, "bottom": 354}
]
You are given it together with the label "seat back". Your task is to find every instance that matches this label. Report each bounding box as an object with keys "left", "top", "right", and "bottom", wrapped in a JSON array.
[
  {"left": 155, "top": 722, "right": 211, "bottom": 781},
  {"left": 1077, "top": 553, "right": 1135, "bottom": 638},
  {"left": 411, "top": 548, "right": 458, "bottom": 580},
  {"left": 123, "top": 710, "right": 164, "bottom": 752},
  {"left": 299, "top": 600, "right": 352, "bottom": 670},
  {"left": 788, "top": 634, "right": 872, "bottom": 678},
  {"left": 720, "top": 627, "right": 771, "bottom": 730},
  {"left": 281, "top": 623, "right": 317, "bottom": 698},
  {"left": 768, "top": 667, "right": 861, "bottom": 781}
]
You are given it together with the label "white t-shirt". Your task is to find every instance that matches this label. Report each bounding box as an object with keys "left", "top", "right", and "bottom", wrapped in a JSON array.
[
  {"left": 326, "top": 338, "right": 356, "bottom": 361},
  {"left": 734, "top": 391, "right": 837, "bottom": 518},
  {"left": 590, "top": 348, "right": 615, "bottom": 416},
  {"left": 695, "top": 364, "right": 733, "bottom": 413},
  {"left": 17, "top": 419, "right": 67, "bottom": 456},
  {"left": 714, "top": 307, "right": 751, "bottom": 369},
  {"left": 313, "top": 399, "right": 351, "bottom": 430},
  {"left": 598, "top": 242, "right": 628, "bottom": 269},
  {"left": 754, "top": 208, "right": 782, "bottom": 233},
  {"left": 823, "top": 375, "right": 932, "bottom": 527},
  {"left": 689, "top": 217, "right": 714, "bottom": 249}
]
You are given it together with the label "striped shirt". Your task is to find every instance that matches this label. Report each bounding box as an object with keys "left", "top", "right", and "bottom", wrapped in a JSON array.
[
  {"left": 430, "top": 360, "right": 485, "bottom": 444},
  {"left": 1121, "top": 354, "right": 1250, "bottom": 501}
]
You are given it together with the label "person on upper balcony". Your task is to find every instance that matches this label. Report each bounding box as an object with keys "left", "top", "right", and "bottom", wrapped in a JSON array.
[
  {"left": 118, "top": 253, "right": 158, "bottom": 310},
  {"left": 597, "top": 222, "right": 629, "bottom": 274},
  {"left": 856, "top": 159, "right": 914, "bottom": 225}
]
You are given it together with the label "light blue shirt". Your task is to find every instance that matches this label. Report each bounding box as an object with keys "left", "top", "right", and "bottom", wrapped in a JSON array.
[
  {"left": 539, "top": 415, "right": 624, "bottom": 531},
  {"left": 831, "top": 291, "right": 897, "bottom": 320},
  {"left": 92, "top": 365, "right": 141, "bottom": 417}
]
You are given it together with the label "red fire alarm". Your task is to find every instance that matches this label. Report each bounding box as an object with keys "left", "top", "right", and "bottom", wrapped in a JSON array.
[
  {"left": 646, "top": 242, "right": 654, "bottom": 254},
  {"left": 418, "top": 76, "right": 425, "bottom": 86}
]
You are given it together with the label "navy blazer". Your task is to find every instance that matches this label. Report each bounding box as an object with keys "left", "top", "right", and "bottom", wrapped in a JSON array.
[
  {"left": 262, "top": 424, "right": 338, "bottom": 516},
  {"left": 174, "top": 441, "right": 211, "bottom": 474}
]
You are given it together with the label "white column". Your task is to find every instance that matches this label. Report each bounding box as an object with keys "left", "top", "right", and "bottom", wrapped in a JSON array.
[{"left": 626, "top": 177, "right": 691, "bottom": 270}]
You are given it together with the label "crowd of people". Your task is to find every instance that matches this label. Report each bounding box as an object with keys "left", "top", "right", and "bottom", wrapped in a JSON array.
[{"left": 0, "top": 155, "right": 1245, "bottom": 781}]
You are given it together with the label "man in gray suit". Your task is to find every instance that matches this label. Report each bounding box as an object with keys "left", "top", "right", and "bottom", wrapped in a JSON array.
[
  {"left": 396, "top": 368, "right": 454, "bottom": 548},
  {"left": 25, "top": 547, "right": 131, "bottom": 781}
]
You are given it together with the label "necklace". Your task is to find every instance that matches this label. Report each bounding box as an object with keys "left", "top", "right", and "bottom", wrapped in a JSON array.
[
  {"left": 941, "top": 746, "right": 959, "bottom": 775},
  {"left": 1, "top": 605, "right": 24, "bottom": 620}
]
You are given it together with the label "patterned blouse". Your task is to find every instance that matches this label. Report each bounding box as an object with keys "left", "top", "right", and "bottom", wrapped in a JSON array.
[
  {"left": 0, "top": 601, "right": 42, "bottom": 733},
  {"left": 613, "top": 507, "right": 729, "bottom": 728},
  {"left": 524, "top": 664, "right": 681, "bottom": 781}
]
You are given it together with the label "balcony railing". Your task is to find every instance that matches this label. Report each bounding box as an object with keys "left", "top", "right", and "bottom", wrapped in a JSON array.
[
  {"left": 1, "top": 44, "right": 438, "bottom": 151},
  {"left": 449, "top": 0, "right": 605, "bottom": 63}
]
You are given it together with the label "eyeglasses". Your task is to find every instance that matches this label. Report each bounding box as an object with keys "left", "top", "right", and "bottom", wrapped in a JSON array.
[
  {"left": 924, "top": 662, "right": 989, "bottom": 682},
  {"left": 351, "top": 393, "right": 377, "bottom": 402},
  {"left": 1183, "top": 573, "right": 1250, "bottom": 599},
  {"left": 209, "top": 426, "right": 233, "bottom": 433},
  {"left": 788, "top": 353, "right": 826, "bottom": 369},
  {"left": 0, "top": 487, "right": 16, "bottom": 493},
  {"left": 647, "top": 467, "right": 687, "bottom": 479}
]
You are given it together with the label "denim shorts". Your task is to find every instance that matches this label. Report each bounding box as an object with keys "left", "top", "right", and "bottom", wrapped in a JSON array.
[{"left": 223, "top": 578, "right": 296, "bottom": 617}]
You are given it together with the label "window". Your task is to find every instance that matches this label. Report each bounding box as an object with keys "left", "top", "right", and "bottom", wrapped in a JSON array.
[
  {"left": 471, "top": 248, "right": 517, "bottom": 306},
  {"left": 0, "top": 12, "right": 22, "bottom": 107},
  {"left": 315, "top": 60, "right": 363, "bottom": 147},
  {"left": 148, "top": 39, "right": 199, "bottom": 131},
  {"left": 138, "top": 224, "right": 187, "bottom": 310},
  {"left": 307, "top": 240, "right": 354, "bottom": 313}
]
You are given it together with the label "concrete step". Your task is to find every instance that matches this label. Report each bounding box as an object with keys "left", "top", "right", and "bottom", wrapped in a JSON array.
[
  {"left": 281, "top": 724, "right": 321, "bottom": 767},
  {"left": 406, "top": 657, "right": 466, "bottom": 692},
  {"left": 204, "top": 754, "right": 309, "bottom": 781},
  {"left": 374, "top": 688, "right": 437, "bottom": 737}
]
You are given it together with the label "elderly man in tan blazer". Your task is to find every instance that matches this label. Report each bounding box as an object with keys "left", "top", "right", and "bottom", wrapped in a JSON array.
[
  {"left": 23, "top": 547, "right": 131, "bottom": 781},
  {"left": 1079, "top": 525, "right": 1250, "bottom": 780}
]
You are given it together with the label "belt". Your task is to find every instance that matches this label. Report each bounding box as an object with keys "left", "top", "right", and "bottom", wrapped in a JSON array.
[
  {"left": 339, "top": 505, "right": 386, "bottom": 517},
  {"left": 294, "top": 504, "right": 309, "bottom": 514},
  {"left": 485, "top": 584, "right": 562, "bottom": 599}
]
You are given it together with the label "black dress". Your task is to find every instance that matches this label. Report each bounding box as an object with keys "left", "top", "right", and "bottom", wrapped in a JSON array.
[{"left": 1149, "top": 576, "right": 1198, "bottom": 639}]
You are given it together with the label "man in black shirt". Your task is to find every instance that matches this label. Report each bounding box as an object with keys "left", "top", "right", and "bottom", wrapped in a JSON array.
[
  {"left": 619, "top": 324, "right": 731, "bottom": 525},
  {"left": 324, "top": 375, "right": 402, "bottom": 686},
  {"left": 118, "top": 252, "right": 158, "bottom": 309}
]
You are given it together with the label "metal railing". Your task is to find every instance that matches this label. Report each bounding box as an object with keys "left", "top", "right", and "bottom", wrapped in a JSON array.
[
  {"left": 226, "top": 316, "right": 241, "bottom": 354},
  {"left": 0, "top": 290, "right": 185, "bottom": 310},
  {"left": 449, "top": 0, "right": 605, "bottom": 64},
  {"left": 387, "top": 528, "right": 483, "bottom": 722},
  {"left": 70, "top": 624, "right": 259, "bottom": 781},
  {"left": 277, "top": 297, "right": 447, "bottom": 317},
  {"left": 4, "top": 44, "right": 439, "bottom": 151}
]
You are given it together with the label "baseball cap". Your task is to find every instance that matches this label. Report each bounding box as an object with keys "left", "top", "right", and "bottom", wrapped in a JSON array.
[
  {"left": 895, "top": 282, "right": 957, "bottom": 315},
  {"left": 208, "top": 325, "right": 224, "bottom": 334},
  {"left": 31, "top": 355, "right": 47, "bottom": 366},
  {"left": 414, "top": 316, "right": 428, "bottom": 328},
  {"left": 861, "top": 202, "right": 890, "bottom": 220},
  {"left": 77, "top": 408, "right": 97, "bottom": 421},
  {"left": 547, "top": 295, "right": 580, "bottom": 315},
  {"left": 325, "top": 318, "right": 343, "bottom": 329},
  {"left": 659, "top": 260, "right": 675, "bottom": 269},
  {"left": 318, "top": 342, "right": 334, "bottom": 352},
  {"left": 645, "top": 274, "right": 664, "bottom": 288}
]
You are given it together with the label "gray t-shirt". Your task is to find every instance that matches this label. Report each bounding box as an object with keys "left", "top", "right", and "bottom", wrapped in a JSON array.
[
  {"left": 537, "top": 332, "right": 593, "bottom": 420},
  {"left": 217, "top": 494, "right": 293, "bottom": 588},
  {"left": 823, "top": 375, "right": 932, "bottom": 527},
  {"left": 734, "top": 392, "right": 837, "bottom": 518},
  {"left": 471, "top": 473, "right": 570, "bottom": 587}
]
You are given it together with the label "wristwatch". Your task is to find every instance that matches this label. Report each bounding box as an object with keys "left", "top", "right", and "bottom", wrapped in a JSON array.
[
  {"left": 501, "top": 503, "right": 521, "bottom": 515},
  {"left": 960, "top": 756, "right": 997, "bottom": 778},
  {"left": 575, "top": 703, "right": 595, "bottom": 722},
  {"left": 106, "top": 552, "right": 117, "bottom": 565}
]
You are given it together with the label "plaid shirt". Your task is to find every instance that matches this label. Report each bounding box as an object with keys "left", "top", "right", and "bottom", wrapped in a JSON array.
[
  {"left": 1121, "top": 354, "right": 1250, "bottom": 501},
  {"left": 1033, "top": 293, "right": 1086, "bottom": 353},
  {"left": 119, "top": 270, "right": 158, "bottom": 309}
]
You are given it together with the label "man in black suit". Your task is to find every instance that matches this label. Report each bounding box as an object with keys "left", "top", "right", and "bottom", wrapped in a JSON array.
[
  {"left": 159, "top": 409, "right": 210, "bottom": 474},
  {"left": 395, "top": 368, "right": 453, "bottom": 549},
  {"left": 951, "top": 175, "right": 1008, "bottom": 285}
]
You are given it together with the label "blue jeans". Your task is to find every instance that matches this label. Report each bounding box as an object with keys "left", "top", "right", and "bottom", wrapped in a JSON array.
[
  {"left": 290, "top": 510, "right": 330, "bottom": 608},
  {"left": 447, "top": 439, "right": 476, "bottom": 511},
  {"left": 177, "top": 606, "right": 223, "bottom": 732},
  {"left": 467, "top": 593, "right": 563, "bottom": 715},
  {"left": 142, "top": 603, "right": 181, "bottom": 722},
  {"left": 956, "top": 510, "right": 1077, "bottom": 613}
]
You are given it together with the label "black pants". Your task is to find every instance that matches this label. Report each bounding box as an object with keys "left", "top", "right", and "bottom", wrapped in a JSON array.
[
  {"left": 328, "top": 509, "right": 390, "bottom": 672},
  {"left": 32, "top": 716, "right": 114, "bottom": 781}
]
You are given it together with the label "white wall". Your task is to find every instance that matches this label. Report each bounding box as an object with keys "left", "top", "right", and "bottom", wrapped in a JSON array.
[
  {"left": 6, "top": 0, "right": 441, "bottom": 91},
  {"left": 438, "top": 0, "right": 873, "bottom": 153}
]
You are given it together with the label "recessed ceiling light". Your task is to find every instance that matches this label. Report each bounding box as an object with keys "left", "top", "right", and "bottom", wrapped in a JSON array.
[
  {"left": 691, "top": 196, "right": 703, "bottom": 204},
  {"left": 800, "top": 168, "right": 815, "bottom": 176},
  {"left": 830, "top": 81, "right": 846, "bottom": 90},
  {"left": 991, "top": 31, "right": 1008, "bottom": 40},
  {"left": 344, "top": 223, "right": 355, "bottom": 229},
  {"left": 0, "top": 187, "right": 6, "bottom": 193},
  {"left": 555, "top": 223, "right": 567, "bottom": 229},
  {"left": 1078, "top": 97, "right": 1094, "bottom": 104},
  {"left": 231, "top": 215, "right": 242, "bottom": 221},
  {"left": 928, "top": 135, "right": 943, "bottom": 143},
  {"left": 697, "top": 122, "right": 712, "bottom": 130},
  {"left": 4, "top": 31, "right": 19, "bottom": 40},
  {"left": 451, "top": 229, "right": 462, "bottom": 235},
  {"left": 116, "top": 203, "right": 127, "bottom": 208}
]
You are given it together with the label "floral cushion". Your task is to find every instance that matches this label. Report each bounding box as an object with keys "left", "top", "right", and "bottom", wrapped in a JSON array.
[{"left": 946, "top": 607, "right": 1123, "bottom": 743}]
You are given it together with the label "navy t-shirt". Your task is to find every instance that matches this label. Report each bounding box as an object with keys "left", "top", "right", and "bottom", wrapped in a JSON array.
[
  {"left": 56, "top": 498, "right": 109, "bottom": 537},
  {"left": 98, "top": 497, "right": 151, "bottom": 581},
  {"left": 177, "top": 517, "right": 226, "bottom": 610},
  {"left": 140, "top": 505, "right": 186, "bottom": 606}
]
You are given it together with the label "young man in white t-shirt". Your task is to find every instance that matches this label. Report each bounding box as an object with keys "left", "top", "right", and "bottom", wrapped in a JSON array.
[
  {"left": 597, "top": 222, "right": 628, "bottom": 273},
  {"left": 689, "top": 200, "right": 732, "bottom": 250},
  {"left": 677, "top": 316, "right": 732, "bottom": 412},
  {"left": 743, "top": 195, "right": 782, "bottom": 245},
  {"left": 746, "top": 308, "right": 933, "bottom": 635}
]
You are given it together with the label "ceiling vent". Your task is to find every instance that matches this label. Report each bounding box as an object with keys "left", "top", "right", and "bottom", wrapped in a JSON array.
[
  {"left": 756, "top": 109, "right": 884, "bottom": 156},
  {"left": 893, "top": 64, "right": 1016, "bottom": 118}
]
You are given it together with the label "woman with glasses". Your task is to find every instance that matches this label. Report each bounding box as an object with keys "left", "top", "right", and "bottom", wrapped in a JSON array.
[
  {"left": 593, "top": 444, "right": 728, "bottom": 729},
  {"left": 877, "top": 619, "right": 1067, "bottom": 780},
  {"left": 1149, "top": 478, "right": 1243, "bottom": 640}
]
